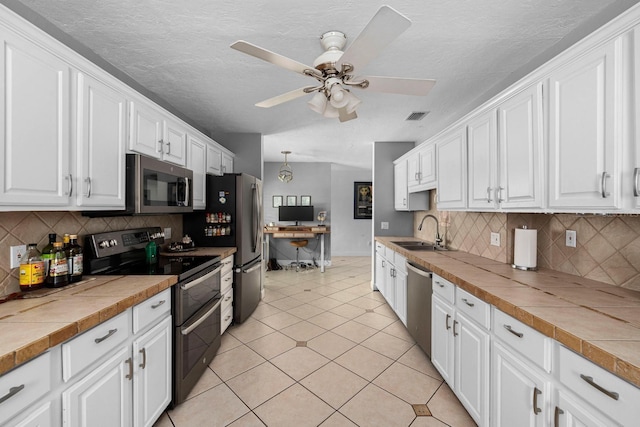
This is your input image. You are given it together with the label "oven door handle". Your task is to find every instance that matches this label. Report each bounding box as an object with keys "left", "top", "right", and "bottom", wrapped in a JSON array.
[
  {"left": 180, "top": 265, "right": 222, "bottom": 291},
  {"left": 181, "top": 298, "right": 222, "bottom": 336}
]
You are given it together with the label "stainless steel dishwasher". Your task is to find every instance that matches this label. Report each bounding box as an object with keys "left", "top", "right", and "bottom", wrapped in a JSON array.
[{"left": 406, "top": 261, "right": 433, "bottom": 357}]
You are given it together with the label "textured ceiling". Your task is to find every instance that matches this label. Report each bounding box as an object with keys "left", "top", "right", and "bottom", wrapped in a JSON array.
[{"left": 10, "top": 0, "right": 639, "bottom": 169}]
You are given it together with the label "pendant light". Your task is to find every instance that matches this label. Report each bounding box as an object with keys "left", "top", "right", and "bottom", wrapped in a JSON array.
[{"left": 278, "top": 151, "right": 293, "bottom": 182}]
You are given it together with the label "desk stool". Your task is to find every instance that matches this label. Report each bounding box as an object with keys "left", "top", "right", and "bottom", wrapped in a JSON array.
[{"left": 289, "top": 239, "right": 309, "bottom": 271}]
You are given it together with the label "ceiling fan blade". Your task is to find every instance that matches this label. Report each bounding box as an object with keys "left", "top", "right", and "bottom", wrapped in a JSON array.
[
  {"left": 360, "top": 76, "right": 436, "bottom": 96},
  {"left": 337, "top": 5, "right": 411, "bottom": 72},
  {"left": 255, "top": 87, "right": 310, "bottom": 108},
  {"left": 231, "top": 41, "right": 320, "bottom": 77},
  {"left": 338, "top": 108, "right": 357, "bottom": 122}
]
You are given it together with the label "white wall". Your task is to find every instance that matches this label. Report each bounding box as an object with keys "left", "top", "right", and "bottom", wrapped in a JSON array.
[{"left": 330, "top": 164, "right": 372, "bottom": 256}]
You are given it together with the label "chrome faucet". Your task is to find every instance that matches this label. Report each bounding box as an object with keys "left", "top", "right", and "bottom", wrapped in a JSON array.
[{"left": 418, "top": 214, "right": 443, "bottom": 247}]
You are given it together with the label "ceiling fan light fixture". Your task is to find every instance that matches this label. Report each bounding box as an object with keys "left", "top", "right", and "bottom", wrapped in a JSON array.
[
  {"left": 278, "top": 150, "right": 293, "bottom": 183},
  {"left": 308, "top": 92, "right": 327, "bottom": 114},
  {"left": 322, "top": 103, "right": 340, "bottom": 118},
  {"left": 329, "top": 83, "right": 349, "bottom": 109},
  {"left": 344, "top": 91, "right": 361, "bottom": 114}
]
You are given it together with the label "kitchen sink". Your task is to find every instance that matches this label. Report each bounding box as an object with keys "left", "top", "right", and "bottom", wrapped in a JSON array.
[
  {"left": 391, "top": 241, "right": 449, "bottom": 251},
  {"left": 391, "top": 240, "right": 429, "bottom": 247}
]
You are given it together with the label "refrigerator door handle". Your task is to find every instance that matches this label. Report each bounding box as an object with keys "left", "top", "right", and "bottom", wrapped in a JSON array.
[
  {"left": 241, "top": 263, "right": 262, "bottom": 274},
  {"left": 252, "top": 182, "right": 262, "bottom": 253}
]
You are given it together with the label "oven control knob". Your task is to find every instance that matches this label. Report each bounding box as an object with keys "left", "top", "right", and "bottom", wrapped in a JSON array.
[
  {"left": 99, "top": 240, "right": 110, "bottom": 248},
  {"left": 110, "top": 239, "right": 118, "bottom": 247}
]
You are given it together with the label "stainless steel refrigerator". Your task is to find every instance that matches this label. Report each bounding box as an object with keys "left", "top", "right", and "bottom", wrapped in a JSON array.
[{"left": 184, "top": 173, "right": 263, "bottom": 323}]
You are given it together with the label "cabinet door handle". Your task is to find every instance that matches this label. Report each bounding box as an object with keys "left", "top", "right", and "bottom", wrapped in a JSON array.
[
  {"left": 634, "top": 168, "right": 640, "bottom": 197},
  {"left": 600, "top": 172, "right": 611, "bottom": 198},
  {"left": 403, "top": 197, "right": 406, "bottom": 206},
  {"left": 94, "top": 328, "right": 117, "bottom": 344},
  {"left": 532, "top": 387, "right": 542, "bottom": 414},
  {"left": 461, "top": 298, "right": 474, "bottom": 307},
  {"left": 139, "top": 348, "right": 147, "bottom": 369},
  {"left": 486, "top": 186, "right": 493, "bottom": 203},
  {"left": 503, "top": 324, "right": 523, "bottom": 338},
  {"left": 65, "top": 174, "right": 73, "bottom": 196},
  {"left": 381, "top": 260, "right": 385, "bottom": 268},
  {"left": 125, "top": 357, "right": 133, "bottom": 380},
  {"left": 554, "top": 406, "right": 564, "bottom": 427},
  {"left": 151, "top": 300, "right": 166, "bottom": 309},
  {"left": 580, "top": 374, "right": 619, "bottom": 400},
  {"left": 166, "top": 141, "right": 171, "bottom": 155},
  {"left": 157, "top": 139, "right": 164, "bottom": 153},
  {"left": 445, "top": 314, "right": 451, "bottom": 330},
  {"left": 0, "top": 384, "right": 24, "bottom": 405},
  {"left": 84, "top": 177, "right": 92, "bottom": 198},
  {"left": 496, "top": 186, "right": 504, "bottom": 203},
  {"left": 453, "top": 320, "right": 459, "bottom": 336}
]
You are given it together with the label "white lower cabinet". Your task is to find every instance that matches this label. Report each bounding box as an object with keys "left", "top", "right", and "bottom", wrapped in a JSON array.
[
  {"left": 221, "top": 255, "right": 234, "bottom": 334},
  {"left": 13, "top": 401, "right": 53, "bottom": 427},
  {"left": 554, "top": 389, "right": 617, "bottom": 427},
  {"left": 431, "top": 275, "right": 489, "bottom": 426},
  {"left": 374, "top": 244, "right": 406, "bottom": 325}
]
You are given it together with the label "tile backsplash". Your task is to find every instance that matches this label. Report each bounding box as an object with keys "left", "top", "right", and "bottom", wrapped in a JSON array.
[
  {"left": 414, "top": 191, "right": 640, "bottom": 291},
  {"left": 0, "top": 211, "right": 183, "bottom": 297}
]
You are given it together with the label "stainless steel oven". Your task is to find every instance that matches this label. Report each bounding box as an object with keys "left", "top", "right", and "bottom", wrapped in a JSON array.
[{"left": 172, "top": 262, "right": 222, "bottom": 406}]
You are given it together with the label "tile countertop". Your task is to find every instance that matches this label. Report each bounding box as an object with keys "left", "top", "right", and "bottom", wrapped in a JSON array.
[
  {"left": 0, "top": 247, "right": 238, "bottom": 376},
  {"left": 376, "top": 236, "right": 640, "bottom": 389}
]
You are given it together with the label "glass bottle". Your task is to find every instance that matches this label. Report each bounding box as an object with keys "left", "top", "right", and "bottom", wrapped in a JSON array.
[
  {"left": 41, "top": 233, "right": 57, "bottom": 278},
  {"left": 19, "top": 244, "right": 45, "bottom": 291},
  {"left": 46, "top": 242, "right": 69, "bottom": 288},
  {"left": 67, "top": 234, "right": 83, "bottom": 283},
  {"left": 63, "top": 233, "right": 70, "bottom": 250}
]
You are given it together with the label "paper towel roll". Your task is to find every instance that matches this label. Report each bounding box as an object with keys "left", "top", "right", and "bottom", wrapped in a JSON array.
[{"left": 513, "top": 227, "right": 537, "bottom": 270}]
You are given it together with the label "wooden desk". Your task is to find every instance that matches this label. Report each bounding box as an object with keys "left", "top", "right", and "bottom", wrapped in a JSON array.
[{"left": 264, "top": 226, "right": 330, "bottom": 272}]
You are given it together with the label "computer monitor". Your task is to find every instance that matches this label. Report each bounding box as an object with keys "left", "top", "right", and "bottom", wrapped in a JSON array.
[{"left": 278, "top": 206, "right": 314, "bottom": 225}]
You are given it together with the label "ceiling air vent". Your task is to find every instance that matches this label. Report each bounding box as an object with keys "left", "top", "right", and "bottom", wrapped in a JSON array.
[{"left": 405, "top": 111, "right": 429, "bottom": 121}]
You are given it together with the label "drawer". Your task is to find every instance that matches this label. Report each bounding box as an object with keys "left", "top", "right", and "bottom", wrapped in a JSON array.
[
  {"left": 492, "top": 308, "right": 550, "bottom": 372},
  {"left": 375, "top": 241, "right": 386, "bottom": 257},
  {"left": 133, "top": 288, "right": 171, "bottom": 334},
  {"left": 221, "top": 270, "right": 233, "bottom": 294},
  {"left": 557, "top": 344, "right": 640, "bottom": 427},
  {"left": 62, "top": 310, "right": 131, "bottom": 381},
  {"left": 221, "top": 288, "right": 233, "bottom": 314},
  {"left": 0, "top": 352, "right": 51, "bottom": 423},
  {"left": 432, "top": 274, "right": 455, "bottom": 304},
  {"left": 221, "top": 305, "right": 233, "bottom": 334},
  {"left": 456, "top": 286, "right": 490, "bottom": 329},
  {"left": 221, "top": 255, "right": 234, "bottom": 275}
]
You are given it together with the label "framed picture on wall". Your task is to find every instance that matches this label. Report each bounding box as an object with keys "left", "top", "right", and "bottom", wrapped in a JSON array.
[
  {"left": 272, "top": 195, "right": 283, "bottom": 208},
  {"left": 286, "top": 195, "right": 297, "bottom": 206},
  {"left": 300, "top": 195, "right": 311, "bottom": 206},
  {"left": 354, "top": 181, "right": 372, "bottom": 219}
]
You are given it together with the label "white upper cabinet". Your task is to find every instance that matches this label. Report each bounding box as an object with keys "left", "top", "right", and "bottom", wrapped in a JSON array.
[
  {"left": 187, "top": 133, "right": 207, "bottom": 209},
  {"left": 129, "top": 97, "right": 187, "bottom": 166},
  {"left": 407, "top": 143, "right": 436, "bottom": 192},
  {"left": 0, "top": 27, "right": 71, "bottom": 207},
  {"left": 631, "top": 26, "right": 640, "bottom": 209},
  {"left": 467, "top": 109, "right": 498, "bottom": 209},
  {"left": 76, "top": 72, "right": 127, "bottom": 208},
  {"left": 394, "top": 158, "right": 429, "bottom": 211},
  {"left": 206, "top": 143, "right": 222, "bottom": 175},
  {"left": 436, "top": 128, "right": 467, "bottom": 210},
  {"left": 548, "top": 37, "right": 622, "bottom": 210},
  {"left": 222, "top": 152, "right": 234, "bottom": 174},
  {"left": 497, "top": 83, "right": 544, "bottom": 209}
]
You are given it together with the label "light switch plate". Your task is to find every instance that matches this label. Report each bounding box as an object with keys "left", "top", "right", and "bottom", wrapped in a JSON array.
[
  {"left": 566, "top": 230, "right": 577, "bottom": 247},
  {"left": 10, "top": 245, "right": 27, "bottom": 269},
  {"left": 490, "top": 232, "right": 500, "bottom": 247},
  {"left": 381, "top": 222, "right": 389, "bottom": 230}
]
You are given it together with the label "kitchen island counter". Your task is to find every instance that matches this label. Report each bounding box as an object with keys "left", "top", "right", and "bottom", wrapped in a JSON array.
[{"left": 377, "top": 236, "right": 640, "bottom": 388}]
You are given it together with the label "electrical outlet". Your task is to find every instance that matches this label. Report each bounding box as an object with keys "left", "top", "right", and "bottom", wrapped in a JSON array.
[
  {"left": 164, "top": 227, "right": 172, "bottom": 239},
  {"left": 10, "top": 245, "right": 27, "bottom": 269},
  {"left": 381, "top": 222, "right": 389, "bottom": 230},
  {"left": 566, "top": 230, "right": 577, "bottom": 248},
  {"left": 490, "top": 232, "right": 500, "bottom": 247}
]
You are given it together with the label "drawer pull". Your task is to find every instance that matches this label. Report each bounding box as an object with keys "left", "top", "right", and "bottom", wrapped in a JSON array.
[
  {"left": 139, "top": 348, "right": 147, "bottom": 369},
  {"left": 125, "top": 357, "right": 133, "bottom": 380},
  {"left": 225, "top": 296, "right": 232, "bottom": 302},
  {"left": 461, "top": 298, "right": 475, "bottom": 307},
  {"left": 445, "top": 314, "right": 451, "bottom": 330},
  {"left": 503, "top": 324, "right": 523, "bottom": 338},
  {"left": 224, "top": 277, "right": 232, "bottom": 282},
  {"left": 532, "top": 387, "right": 542, "bottom": 414},
  {"left": 151, "top": 300, "right": 166, "bottom": 309},
  {"left": 453, "top": 320, "right": 459, "bottom": 337},
  {"left": 580, "top": 374, "right": 619, "bottom": 400},
  {"left": 554, "top": 407, "right": 564, "bottom": 427},
  {"left": 94, "top": 328, "right": 117, "bottom": 344},
  {"left": 435, "top": 281, "right": 444, "bottom": 288},
  {"left": 224, "top": 315, "right": 232, "bottom": 321},
  {"left": 0, "top": 384, "right": 24, "bottom": 405}
]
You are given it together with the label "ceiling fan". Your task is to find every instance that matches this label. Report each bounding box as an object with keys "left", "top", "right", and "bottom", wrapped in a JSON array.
[{"left": 230, "top": 5, "right": 436, "bottom": 123}]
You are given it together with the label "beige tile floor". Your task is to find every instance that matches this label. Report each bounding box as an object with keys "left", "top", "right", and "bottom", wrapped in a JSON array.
[{"left": 155, "top": 257, "right": 476, "bottom": 427}]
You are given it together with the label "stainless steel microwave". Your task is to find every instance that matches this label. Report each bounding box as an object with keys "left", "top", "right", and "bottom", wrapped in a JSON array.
[{"left": 128, "top": 154, "right": 193, "bottom": 214}]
